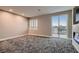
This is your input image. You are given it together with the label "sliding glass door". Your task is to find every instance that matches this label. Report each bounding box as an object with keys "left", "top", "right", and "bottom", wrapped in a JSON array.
[
  {"left": 52, "top": 16, "right": 59, "bottom": 37},
  {"left": 52, "top": 14, "right": 68, "bottom": 38},
  {"left": 59, "top": 15, "right": 68, "bottom": 38}
]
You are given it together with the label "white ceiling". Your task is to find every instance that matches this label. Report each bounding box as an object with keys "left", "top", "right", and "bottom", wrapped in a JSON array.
[{"left": 0, "top": 6, "right": 74, "bottom": 17}]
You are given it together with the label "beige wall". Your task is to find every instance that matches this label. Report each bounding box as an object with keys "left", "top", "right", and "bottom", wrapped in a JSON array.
[
  {"left": 29, "top": 15, "right": 51, "bottom": 36},
  {"left": 0, "top": 10, "right": 72, "bottom": 39},
  {"left": 67, "top": 11, "right": 72, "bottom": 38},
  {"left": 29, "top": 10, "right": 72, "bottom": 38},
  {"left": 0, "top": 11, "right": 28, "bottom": 39}
]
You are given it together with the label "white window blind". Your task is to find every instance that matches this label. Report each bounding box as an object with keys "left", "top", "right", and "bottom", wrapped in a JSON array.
[{"left": 29, "top": 18, "right": 38, "bottom": 30}]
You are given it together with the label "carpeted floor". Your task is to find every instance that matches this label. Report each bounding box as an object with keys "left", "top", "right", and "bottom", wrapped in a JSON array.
[{"left": 0, "top": 35, "right": 78, "bottom": 53}]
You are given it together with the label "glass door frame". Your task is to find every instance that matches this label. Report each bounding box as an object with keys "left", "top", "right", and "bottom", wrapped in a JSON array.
[{"left": 51, "top": 14, "right": 68, "bottom": 38}]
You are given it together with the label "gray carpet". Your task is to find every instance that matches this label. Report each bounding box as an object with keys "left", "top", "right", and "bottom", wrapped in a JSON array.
[{"left": 0, "top": 35, "right": 78, "bottom": 53}]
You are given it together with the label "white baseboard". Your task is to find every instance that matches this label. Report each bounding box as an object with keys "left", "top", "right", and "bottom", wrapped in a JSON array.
[
  {"left": 28, "top": 34, "right": 52, "bottom": 38},
  {"left": 0, "top": 34, "right": 27, "bottom": 41},
  {"left": 0, "top": 34, "right": 71, "bottom": 41},
  {"left": 0, "top": 34, "right": 51, "bottom": 41},
  {"left": 28, "top": 34, "right": 71, "bottom": 39}
]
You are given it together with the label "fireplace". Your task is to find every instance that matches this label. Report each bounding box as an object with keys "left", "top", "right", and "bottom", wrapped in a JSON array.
[
  {"left": 73, "top": 32, "right": 79, "bottom": 44},
  {"left": 73, "top": 7, "right": 79, "bottom": 44}
]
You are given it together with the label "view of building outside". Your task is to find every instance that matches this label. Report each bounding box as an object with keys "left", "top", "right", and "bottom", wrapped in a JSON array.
[{"left": 52, "top": 14, "right": 68, "bottom": 38}]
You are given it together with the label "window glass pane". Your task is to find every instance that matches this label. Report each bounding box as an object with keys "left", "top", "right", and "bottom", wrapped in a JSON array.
[
  {"left": 52, "top": 16, "right": 58, "bottom": 34},
  {"left": 59, "top": 14, "right": 68, "bottom": 38},
  {"left": 52, "top": 14, "right": 68, "bottom": 38},
  {"left": 52, "top": 16, "right": 59, "bottom": 37},
  {"left": 60, "top": 15, "right": 68, "bottom": 26},
  {"left": 52, "top": 16, "right": 58, "bottom": 26}
]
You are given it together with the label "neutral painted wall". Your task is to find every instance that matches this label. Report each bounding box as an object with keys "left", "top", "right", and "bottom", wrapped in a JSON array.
[
  {"left": 29, "top": 15, "right": 51, "bottom": 36},
  {"left": 0, "top": 11, "right": 28, "bottom": 39},
  {"left": 29, "top": 10, "right": 72, "bottom": 38},
  {"left": 0, "top": 10, "right": 72, "bottom": 40},
  {"left": 67, "top": 11, "right": 72, "bottom": 38}
]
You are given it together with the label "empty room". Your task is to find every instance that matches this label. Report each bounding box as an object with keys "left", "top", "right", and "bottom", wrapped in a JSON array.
[{"left": 0, "top": 6, "right": 78, "bottom": 53}]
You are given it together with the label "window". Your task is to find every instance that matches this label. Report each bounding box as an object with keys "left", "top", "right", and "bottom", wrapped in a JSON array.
[
  {"left": 29, "top": 18, "right": 38, "bottom": 30},
  {"left": 52, "top": 14, "right": 68, "bottom": 38}
]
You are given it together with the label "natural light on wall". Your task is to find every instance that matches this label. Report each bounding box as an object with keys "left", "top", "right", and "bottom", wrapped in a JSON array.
[{"left": 29, "top": 18, "right": 38, "bottom": 30}]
